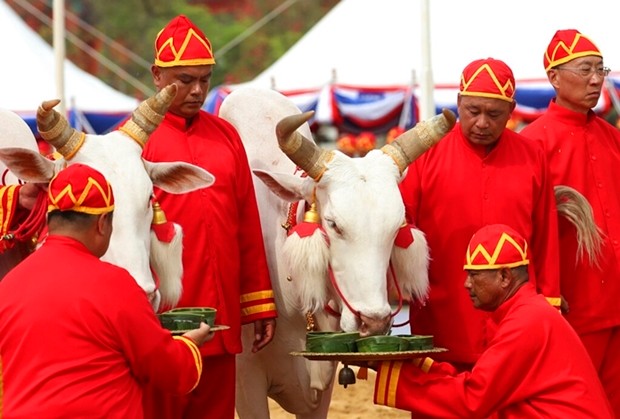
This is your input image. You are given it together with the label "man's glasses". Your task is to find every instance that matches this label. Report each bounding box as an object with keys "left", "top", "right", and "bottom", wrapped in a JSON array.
[{"left": 556, "top": 66, "right": 611, "bottom": 78}]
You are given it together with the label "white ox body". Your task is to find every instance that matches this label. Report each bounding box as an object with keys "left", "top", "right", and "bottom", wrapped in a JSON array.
[
  {"left": 0, "top": 96, "right": 214, "bottom": 309},
  {"left": 220, "top": 87, "right": 431, "bottom": 419}
]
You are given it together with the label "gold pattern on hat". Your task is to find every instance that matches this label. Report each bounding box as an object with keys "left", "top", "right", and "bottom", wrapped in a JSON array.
[
  {"left": 464, "top": 232, "right": 529, "bottom": 270},
  {"left": 48, "top": 176, "right": 114, "bottom": 215},
  {"left": 545, "top": 32, "right": 602, "bottom": 70},
  {"left": 155, "top": 28, "right": 215, "bottom": 67},
  {"left": 460, "top": 64, "right": 515, "bottom": 102}
]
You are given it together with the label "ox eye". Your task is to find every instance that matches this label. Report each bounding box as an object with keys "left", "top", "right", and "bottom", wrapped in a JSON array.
[{"left": 325, "top": 219, "right": 342, "bottom": 235}]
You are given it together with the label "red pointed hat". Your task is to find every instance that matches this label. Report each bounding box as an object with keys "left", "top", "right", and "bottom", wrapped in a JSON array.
[
  {"left": 544, "top": 29, "right": 602, "bottom": 71},
  {"left": 48, "top": 164, "right": 114, "bottom": 215},
  {"left": 459, "top": 58, "right": 515, "bottom": 103},
  {"left": 463, "top": 224, "right": 529, "bottom": 270},
  {"left": 154, "top": 15, "right": 215, "bottom": 67}
]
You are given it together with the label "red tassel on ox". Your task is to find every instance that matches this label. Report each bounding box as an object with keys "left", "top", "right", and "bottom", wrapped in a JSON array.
[
  {"left": 394, "top": 222, "right": 415, "bottom": 248},
  {"left": 288, "top": 202, "right": 330, "bottom": 246},
  {"left": 151, "top": 199, "right": 175, "bottom": 243}
]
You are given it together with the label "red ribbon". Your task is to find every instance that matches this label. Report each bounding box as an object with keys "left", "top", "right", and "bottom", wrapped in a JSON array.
[{"left": 394, "top": 223, "right": 415, "bottom": 248}]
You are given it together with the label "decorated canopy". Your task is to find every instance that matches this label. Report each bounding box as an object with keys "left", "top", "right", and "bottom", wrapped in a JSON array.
[{"left": 206, "top": 0, "right": 620, "bottom": 132}]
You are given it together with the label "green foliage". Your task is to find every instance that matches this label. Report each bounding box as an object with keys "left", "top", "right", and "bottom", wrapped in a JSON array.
[{"left": 65, "top": 0, "right": 338, "bottom": 97}]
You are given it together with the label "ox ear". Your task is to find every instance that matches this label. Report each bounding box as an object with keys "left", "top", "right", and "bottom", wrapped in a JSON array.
[
  {"left": 0, "top": 147, "right": 56, "bottom": 183},
  {"left": 253, "top": 169, "right": 313, "bottom": 203},
  {"left": 143, "top": 160, "right": 215, "bottom": 194}
]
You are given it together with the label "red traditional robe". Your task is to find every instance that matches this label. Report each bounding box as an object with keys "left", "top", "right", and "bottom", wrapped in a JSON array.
[
  {"left": 400, "top": 123, "right": 560, "bottom": 364},
  {"left": 521, "top": 100, "right": 620, "bottom": 335},
  {"left": 0, "top": 235, "right": 202, "bottom": 418},
  {"left": 142, "top": 110, "right": 276, "bottom": 354},
  {"left": 521, "top": 100, "right": 620, "bottom": 415},
  {"left": 141, "top": 110, "right": 276, "bottom": 418},
  {"left": 374, "top": 284, "right": 613, "bottom": 418}
]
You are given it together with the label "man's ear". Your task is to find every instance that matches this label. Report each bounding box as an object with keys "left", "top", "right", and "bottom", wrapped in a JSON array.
[
  {"left": 499, "top": 267, "right": 513, "bottom": 287},
  {"left": 509, "top": 101, "right": 516, "bottom": 113},
  {"left": 547, "top": 69, "right": 560, "bottom": 89},
  {"left": 96, "top": 212, "right": 111, "bottom": 235}
]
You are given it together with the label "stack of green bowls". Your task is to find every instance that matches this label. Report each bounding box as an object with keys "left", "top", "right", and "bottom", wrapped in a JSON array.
[
  {"left": 305, "top": 331, "right": 360, "bottom": 353},
  {"left": 395, "top": 334, "right": 434, "bottom": 350}
]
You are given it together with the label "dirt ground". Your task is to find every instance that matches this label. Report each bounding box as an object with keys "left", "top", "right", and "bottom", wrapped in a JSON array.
[{"left": 236, "top": 365, "right": 409, "bottom": 418}]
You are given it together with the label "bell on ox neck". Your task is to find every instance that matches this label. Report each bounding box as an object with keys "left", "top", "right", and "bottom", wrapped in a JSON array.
[
  {"left": 338, "top": 364, "right": 356, "bottom": 388},
  {"left": 303, "top": 202, "right": 320, "bottom": 224}
]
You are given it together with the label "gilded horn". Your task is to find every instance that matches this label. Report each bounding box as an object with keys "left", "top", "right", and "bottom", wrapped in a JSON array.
[
  {"left": 36, "top": 99, "right": 84, "bottom": 159},
  {"left": 119, "top": 84, "right": 177, "bottom": 148},
  {"left": 276, "top": 111, "right": 332, "bottom": 181},
  {"left": 381, "top": 108, "right": 456, "bottom": 174}
]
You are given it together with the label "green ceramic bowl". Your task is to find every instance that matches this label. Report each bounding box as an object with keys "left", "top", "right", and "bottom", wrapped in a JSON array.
[
  {"left": 158, "top": 312, "right": 203, "bottom": 332},
  {"left": 166, "top": 307, "right": 217, "bottom": 327},
  {"left": 306, "top": 331, "right": 339, "bottom": 341},
  {"left": 305, "top": 332, "right": 360, "bottom": 353},
  {"left": 356, "top": 335, "right": 408, "bottom": 353},
  {"left": 395, "top": 334, "right": 434, "bottom": 351}
]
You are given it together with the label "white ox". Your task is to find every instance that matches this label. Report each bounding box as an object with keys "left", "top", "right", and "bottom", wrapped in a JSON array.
[
  {"left": 0, "top": 85, "right": 215, "bottom": 309},
  {"left": 220, "top": 87, "right": 455, "bottom": 418}
]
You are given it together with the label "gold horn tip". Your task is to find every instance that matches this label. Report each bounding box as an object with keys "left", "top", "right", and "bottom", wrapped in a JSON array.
[
  {"left": 41, "top": 99, "right": 61, "bottom": 111},
  {"left": 441, "top": 108, "right": 457, "bottom": 127},
  {"left": 276, "top": 111, "right": 315, "bottom": 138},
  {"left": 161, "top": 83, "right": 178, "bottom": 97}
]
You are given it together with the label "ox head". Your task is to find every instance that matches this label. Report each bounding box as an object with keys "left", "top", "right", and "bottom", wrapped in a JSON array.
[
  {"left": 257, "top": 110, "right": 455, "bottom": 336},
  {"left": 0, "top": 85, "right": 215, "bottom": 309}
]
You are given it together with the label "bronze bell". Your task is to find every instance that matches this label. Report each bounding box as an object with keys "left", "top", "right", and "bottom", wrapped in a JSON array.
[
  {"left": 152, "top": 201, "right": 167, "bottom": 225},
  {"left": 338, "top": 365, "right": 356, "bottom": 388},
  {"left": 303, "top": 202, "right": 320, "bottom": 223}
]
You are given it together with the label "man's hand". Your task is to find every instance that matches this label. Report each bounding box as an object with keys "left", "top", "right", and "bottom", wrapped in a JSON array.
[
  {"left": 252, "top": 318, "right": 276, "bottom": 353},
  {"left": 183, "top": 322, "right": 214, "bottom": 346}
]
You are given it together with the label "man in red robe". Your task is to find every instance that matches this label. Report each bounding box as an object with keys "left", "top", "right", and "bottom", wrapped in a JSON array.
[
  {"left": 140, "top": 15, "right": 277, "bottom": 419},
  {"left": 521, "top": 29, "right": 620, "bottom": 416},
  {"left": 0, "top": 164, "right": 213, "bottom": 418},
  {"left": 399, "top": 58, "right": 560, "bottom": 369},
  {"left": 372, "top": 224, "right": 612, "bottom": 418}
]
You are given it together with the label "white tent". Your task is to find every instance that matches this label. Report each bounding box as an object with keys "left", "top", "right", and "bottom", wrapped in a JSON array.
[
  {"left": 0, "top": 0, "right": 138, "bottom": 133},
  {"left": 207, "top": 0, "right": 620, "bottom": 130}
]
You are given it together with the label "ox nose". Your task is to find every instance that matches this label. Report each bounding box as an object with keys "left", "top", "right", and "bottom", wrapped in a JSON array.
[{"left": 358, "top": 313, "right": 392, "bottom": 337}]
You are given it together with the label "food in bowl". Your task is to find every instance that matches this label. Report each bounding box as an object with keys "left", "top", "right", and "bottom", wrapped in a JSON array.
[
  {"left": 158, "top": 312, "right": 203, "bottom": 332},
  {"left": 166, "top": 307, "right": 217, "bottom": 327},
  {"left": 356, "top": 335, "right": 408, "bottom": 353}
]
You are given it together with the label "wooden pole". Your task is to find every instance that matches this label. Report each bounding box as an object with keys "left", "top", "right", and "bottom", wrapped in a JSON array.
[
  {"left": 419, "top": 0, "right": 435, "bottom": 120},
  {"left": 53, "top": 0, "right": 66, "bottom": 115}
]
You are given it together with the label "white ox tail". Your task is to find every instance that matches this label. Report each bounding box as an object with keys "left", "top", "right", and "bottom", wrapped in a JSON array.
[{"left": 555, "top": 185, "right": 604, "bottom": 268}]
